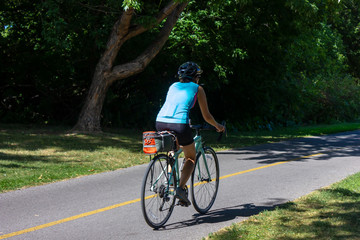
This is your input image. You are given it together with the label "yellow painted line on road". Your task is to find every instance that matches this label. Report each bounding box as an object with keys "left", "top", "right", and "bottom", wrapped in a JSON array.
[
  {"left": 0, "top": 152, "right": 324, "bottom": 239},
  {"left": 220, "top": 153, "right": 324, "bottom": 180},
  {"left": 0, "top": 198, "right": 141, "bottom": 240}
]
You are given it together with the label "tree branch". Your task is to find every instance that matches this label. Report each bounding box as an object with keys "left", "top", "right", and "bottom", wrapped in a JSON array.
[
  {"left": 97, "top": 1, "right": 183, "bottom": 75},
  {"left": 98, "top": 8, "right": 135, "bottom": 73},
  {"left": 107, "top": 8, "right": 134, "bottom": 49},
  {"left": 107, "top": 3, "right": 188, "bottom": 83},
  {"left": 124, "top": 0, "right": 180, "bottom": 41}
]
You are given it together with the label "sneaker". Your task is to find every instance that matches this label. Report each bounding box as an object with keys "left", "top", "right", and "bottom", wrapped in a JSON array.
[
  {"left": 178, "top": 199, "right": 190, "bottom": 207},
  {"left": 175, "top": 187, "right": 191, "bottom": 206}
]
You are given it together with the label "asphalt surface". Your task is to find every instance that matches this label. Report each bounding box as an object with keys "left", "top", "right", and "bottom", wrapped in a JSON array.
[{"left": 1, "top": 130, "right": 360, "bottom": 240}]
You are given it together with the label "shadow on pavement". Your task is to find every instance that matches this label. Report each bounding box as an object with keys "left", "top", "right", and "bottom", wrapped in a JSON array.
[
  {"left": 216, "top": 131, "right": 360, "bottom": 164},
  {"left": 157, "top": 201, "right": 285, "bottom": 230}
]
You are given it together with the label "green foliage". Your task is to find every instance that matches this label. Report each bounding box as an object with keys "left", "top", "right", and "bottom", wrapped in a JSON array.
[
  {"left": 280, "top": 16, "right": 360, "bottom": 124},
  {"left": 331, "top": 0, "right": 360, "bottom": 80},
  {"left": 163, "top": 0, "right": 360, "bottom": 129},
  {"left": 122, "top": 0, "right": 142, "bottom": 11},
  {"left": 167, "top": 0, "right": 309, "bottom": 128},
  {"left": 1, "top": 0, "right": 360, "bottom": 129},
  {"left": 0, "top": 0, "right": 109, "bottom": 124}
]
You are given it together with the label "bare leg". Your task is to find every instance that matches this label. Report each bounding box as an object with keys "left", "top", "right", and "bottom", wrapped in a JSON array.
[{"left": 179, "top": 142, "right": 196, "bottom": 188}]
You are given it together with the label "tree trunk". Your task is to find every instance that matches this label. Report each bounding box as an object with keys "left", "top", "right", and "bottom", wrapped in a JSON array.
[
  {"left": 72, "top": 2, "right": 187, "bottom": 132},
  {"left": 72, "top": 70, "right": 109, "bottom": 132}
]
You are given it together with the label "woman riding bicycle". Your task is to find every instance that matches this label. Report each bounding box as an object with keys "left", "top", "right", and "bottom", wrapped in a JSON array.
[{"left": 156, "top": 61, "right": 225, "bottom": 206}]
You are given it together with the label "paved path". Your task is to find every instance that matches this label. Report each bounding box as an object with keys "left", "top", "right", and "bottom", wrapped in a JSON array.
[{"left": 1, "top": 130, "right": 360, "bottom": 240}]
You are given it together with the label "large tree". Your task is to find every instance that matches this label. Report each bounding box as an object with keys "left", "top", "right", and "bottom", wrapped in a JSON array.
[
  {"left": 3, "top": 0, "right": 359, "bottom": 129},
  {"left": 72, "top": 0, "right": 188, "bottom": 132}
]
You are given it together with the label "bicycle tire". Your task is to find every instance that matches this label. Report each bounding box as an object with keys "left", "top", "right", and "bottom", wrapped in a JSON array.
[
  {"left": 141, "top": 154, "right": 176, "bottom": 228},
  {"left": 190, "top": 147, "right": 219, "bottom": 214}
]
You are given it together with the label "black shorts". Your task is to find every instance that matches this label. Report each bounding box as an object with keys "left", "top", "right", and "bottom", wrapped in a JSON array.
[{"left": 156, "top": 122, "right": 194, "bottom": 146}]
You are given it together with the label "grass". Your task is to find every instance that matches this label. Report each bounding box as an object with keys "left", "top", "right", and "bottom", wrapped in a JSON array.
[
  {"left": 0, "top": 122, "right": 359, "bottom": 193},
  {"left": 0, "top": 125, "right": 149, "bottom": 192},
  {"left": 206, "top": 172, "right": 360, "bottom": 240}
]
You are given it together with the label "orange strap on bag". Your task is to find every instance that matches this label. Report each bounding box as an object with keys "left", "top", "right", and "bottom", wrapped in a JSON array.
[
  {"left": 143, "top": 131, "right": 158, "bottom": 155},
  {"left": 143, "top": 131, "right": 176, "bottom": 155}
]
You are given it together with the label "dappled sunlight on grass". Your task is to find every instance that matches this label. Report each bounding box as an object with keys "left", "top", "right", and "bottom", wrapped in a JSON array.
[
  {"left": 207, "top": 173, "right": 360, "bottom": 240},
  {"left": 0, "top": 122, "right": 359, "bottom": 192},
  {"left": 0, "top": 125, "right": 149, "bottom": 191}
]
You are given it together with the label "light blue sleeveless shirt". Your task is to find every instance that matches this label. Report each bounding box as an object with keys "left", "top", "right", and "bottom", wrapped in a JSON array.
[{"left": 156, "top": 82, "right": 199, "bottom": 124}]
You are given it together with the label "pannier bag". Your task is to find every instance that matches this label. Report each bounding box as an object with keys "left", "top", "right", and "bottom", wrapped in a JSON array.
[{"left": 143, "top": 131, "right": 175, "bottom": 155}]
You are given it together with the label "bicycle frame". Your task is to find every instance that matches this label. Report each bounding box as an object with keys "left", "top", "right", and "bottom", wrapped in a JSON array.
[
  {"left": 147, "top": 129, "right": 214, "bottom": 203},
  {"left": 142, "top": 123, "right": 222, "bottom": 228},
  {"left": 167, "top": 132, "right": 212, "bottom": 190}
]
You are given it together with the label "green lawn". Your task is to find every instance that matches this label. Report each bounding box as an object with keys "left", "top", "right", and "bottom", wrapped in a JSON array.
[
  {"left": 0, "top": 125, "right": 148, "bottom": 191},
  {"left": 1, "top": 122, "right": 359, "bottom": 192},
  {"left": 207, "top": 172, "right": 360, "bottom": 239}
]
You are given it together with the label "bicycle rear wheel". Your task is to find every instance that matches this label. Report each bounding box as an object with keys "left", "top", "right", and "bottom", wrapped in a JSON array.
[
  {"left": 141, "top": 154, "right": 176, "bottom": 228},
  {"left": 191, "top": 147, "right": 219, "bottom": 214}
]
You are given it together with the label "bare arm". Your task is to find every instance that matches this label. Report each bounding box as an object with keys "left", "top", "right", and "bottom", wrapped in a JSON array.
[{"left": 197, "top": 86, "right": 225, "bottom": 132}]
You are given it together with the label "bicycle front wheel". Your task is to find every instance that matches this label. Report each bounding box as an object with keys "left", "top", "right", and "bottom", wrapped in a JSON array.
[
  {"left": 141, "top": 154, "right": 176, "bottom": 228},
  {"left": 191, "top": 147, "right": 219, "bottom": 214}
]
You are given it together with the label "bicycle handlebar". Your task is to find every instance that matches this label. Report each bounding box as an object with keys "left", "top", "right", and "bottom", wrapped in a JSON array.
[{"left": 190, "top": 121, "right": 226, "bottom": 142}]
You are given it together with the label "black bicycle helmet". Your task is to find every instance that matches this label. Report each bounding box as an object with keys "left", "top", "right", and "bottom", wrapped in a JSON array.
[{"left": 177, "top": 62, "right": 203, "bottom": 80}]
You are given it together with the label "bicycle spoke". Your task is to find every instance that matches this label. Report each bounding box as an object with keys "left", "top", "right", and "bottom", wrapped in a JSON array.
[
  {"left": 191, "top": 147, "right": 219, "bottom": 214},
  {"left": 141, "top": 155, "right": 176, "bottom": 228}
]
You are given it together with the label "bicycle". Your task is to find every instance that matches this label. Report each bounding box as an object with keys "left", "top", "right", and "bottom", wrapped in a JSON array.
[{"left": 141, "top": 123, "right": 224, "bottom": 229}]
